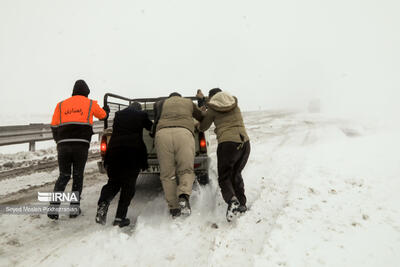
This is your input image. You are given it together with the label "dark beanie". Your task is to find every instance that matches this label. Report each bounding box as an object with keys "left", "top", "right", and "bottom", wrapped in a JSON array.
[
  {"left": 208, "top": 88, "right": 222, "bottom": 99},
  {"left": 72, "top": 80, "right": 90, "bottom": 97},
  {"left": 169, "top": 92, "right": 182, "bottom": 97},
  {"left": 129, "top": 101, "right": 142, "bottom": 111}
]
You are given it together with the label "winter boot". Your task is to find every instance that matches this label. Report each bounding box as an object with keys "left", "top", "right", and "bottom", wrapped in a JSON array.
[
  {"left": 95, "top": 202, "right": 109, "bottom": 225},
  {"left": 170, "top": 208, "right": 181, "bottom": 218},
  {"left": 47, "top": 204, "right": 59, "bottom": 220},
  {"left": 226, "top": 197, "right": 240, "bottom": 222},
  {"left": 113, "top": 218, "right": 130, "bottom": 228},
  {"left": 69, "top": 205, "right": 81, "bottom": 218},
  {"left": 238, "top": 204, "right": 247, "bottom": 214},
  {"left": 178, "top": 194, "right": 191, "bottom": 216},
  {"left": 47, "top": 212, "right": 59, "bottom": 220}
]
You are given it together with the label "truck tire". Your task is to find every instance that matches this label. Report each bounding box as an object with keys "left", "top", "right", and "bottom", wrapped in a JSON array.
[{"left": 197, "top": 172, "right": 209, "bottom": 185}]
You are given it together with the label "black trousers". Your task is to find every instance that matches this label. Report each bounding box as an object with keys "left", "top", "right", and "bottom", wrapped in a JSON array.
[
  {"left": 217, "top": 141, "right": 250, "bottom": 205},
  {"left": 51, "top": 142, "right": 89, "bottom": 206},
  {"left": 97, "top": 166, "right": 140, "bottom": 219}
]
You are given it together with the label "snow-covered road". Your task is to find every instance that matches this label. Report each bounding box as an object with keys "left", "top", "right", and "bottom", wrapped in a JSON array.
[{"left": 0, "top": 110, "right": 399, "bottom": 267}]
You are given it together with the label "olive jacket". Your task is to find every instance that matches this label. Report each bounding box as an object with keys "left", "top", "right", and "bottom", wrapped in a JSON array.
[{"left": 198, "top": 92, "right": 249, "bottom": 144}]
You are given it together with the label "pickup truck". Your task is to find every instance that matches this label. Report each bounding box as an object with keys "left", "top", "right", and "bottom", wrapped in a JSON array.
[{"left": 97, "top": 93, "right": 210, "bottom": 185}]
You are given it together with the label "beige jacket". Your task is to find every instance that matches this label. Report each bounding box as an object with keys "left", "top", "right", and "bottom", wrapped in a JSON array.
[
  {"left": 156, "top": 96, "right": 203, "bottom": 135},
  {"left": 198, "top": 92, "right": 249, "bottom": 144}
]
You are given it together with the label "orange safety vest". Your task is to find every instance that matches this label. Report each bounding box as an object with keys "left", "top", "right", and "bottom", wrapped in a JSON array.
[{"left": 51, "top": 95, "right": 106, "bottom": 144}]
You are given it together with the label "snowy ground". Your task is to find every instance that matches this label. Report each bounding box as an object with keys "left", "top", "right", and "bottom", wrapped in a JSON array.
[{"left": 0, "top": 110, "right": 399, "bottom": 267}]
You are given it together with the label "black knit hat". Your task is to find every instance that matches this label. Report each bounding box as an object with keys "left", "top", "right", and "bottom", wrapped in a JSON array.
[
  {"left": 72, "top": 80, "right": 90, "bottom": 97},
  {"left": 129, "top": 101, "right": 142, "bottom": 111},
  {"left": 208, "top": 88, "right": 222, "bottom": 99}
]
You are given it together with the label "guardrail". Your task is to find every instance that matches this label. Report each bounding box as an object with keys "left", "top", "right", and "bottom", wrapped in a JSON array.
[{"left": 0, "top": 121, "right": 104, "bottom": 152}]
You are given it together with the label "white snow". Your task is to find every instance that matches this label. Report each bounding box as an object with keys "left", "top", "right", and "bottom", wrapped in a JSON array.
[{"left": 0, "top": 110, "right": 399, "bottom": 267}]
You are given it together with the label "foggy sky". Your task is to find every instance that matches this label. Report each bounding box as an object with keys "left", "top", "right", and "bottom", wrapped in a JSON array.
[{"left": 1, "top": 0, "right": 399, "bottom": 124}]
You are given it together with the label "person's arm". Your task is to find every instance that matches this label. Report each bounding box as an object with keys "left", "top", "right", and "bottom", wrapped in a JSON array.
[
  {"left": 50, "top": 103, "right": 60, "bottom": 142},
  {"left": 92, "top": 101, "right": 108, "bottom": 120},
  {"left": 198, "top": 110, "right": 214, "bottom": 132},
  {"left": 51, "top": 103, "right": 60, "bottom": 126},
  {"left": 196, "top": 89, "right": 207, "bottom": 108},
  {"left": 192, "top": 103, "right": 204, "bottom": 122},
  {"left": 143, "top": 112, "right": 153, "bottom": 131},
  {"left": 149, "top": 100, "right": 164, "bottom": 138}
]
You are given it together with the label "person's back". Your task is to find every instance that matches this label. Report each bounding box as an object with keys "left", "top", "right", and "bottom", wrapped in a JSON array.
[
  {"left": 105, "top": 104, "right": 152, "bottom": 171},
  {"left": 152, "top": 93, "right": 203, "bottom": 217},
  {"left": 96, "top": 102, "right": 153, "bottom": 227},
  {"left": 51, "top": 82, "right": 107, "bottom": 145},
  {"left": 197, "top": 88, "right": 251, "bottom": 222},
  {"left": 199, "top": 91, "right": 249, "bottom": 144},
  {"left": 48, "top": 80, "right": 107, "bottom": 220},
  {"left": 156, "top": 96, "right": 201, "bottom": 135}
]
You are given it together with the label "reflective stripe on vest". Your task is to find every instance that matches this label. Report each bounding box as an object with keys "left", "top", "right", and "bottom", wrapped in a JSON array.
[
  {"left": 59, "top": 101, "right": 63, "bottom": 124},
  {"left": 86, "top": 100, "right": 93, "bottom": 123},
  {"left": 51, "top": 121, "right": 92, "bottom": 128}
]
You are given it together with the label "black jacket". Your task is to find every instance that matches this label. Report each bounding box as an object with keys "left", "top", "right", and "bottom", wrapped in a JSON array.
[{"left": 104, "top": 107, "right": 153, "bottom": 171}]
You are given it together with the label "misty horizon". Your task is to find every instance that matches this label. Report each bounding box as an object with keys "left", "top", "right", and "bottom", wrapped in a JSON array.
[{"left": 1, "top": 0, "right": 399, "bottom": 124}]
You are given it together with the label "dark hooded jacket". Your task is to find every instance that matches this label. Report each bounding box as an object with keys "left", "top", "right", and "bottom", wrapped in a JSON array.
[
  {"left": 198, "top": 91, "right": 249, "bottom": 144},
  {"left": 104, "top": 105, "right": 153, "bottom": 171}
]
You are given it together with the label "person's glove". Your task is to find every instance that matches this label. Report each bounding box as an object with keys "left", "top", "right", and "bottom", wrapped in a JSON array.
[
  {"left": 103, "top": 105, "right": 110, "bottom": 114},
  {"left": 196, "top": 89, "right": 204, "bottom": 99},
  {"left": 196, "top": 89, "right": 207, "bottom": 108}
]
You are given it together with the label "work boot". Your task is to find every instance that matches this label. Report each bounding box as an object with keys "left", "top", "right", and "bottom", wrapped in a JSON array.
[
  {"left": 178, "top": 194, "right": 191, "bottom": 216},
  {"left": 238, "top": 204, "right": 247, "bottom": 214},
  {"left": 69, "top": 205, "right": 81, "bottom": 218},
  {"left": 47, "top": 204, "right": 59, "bottom": 220},
  {"left": 47, "top": 212, "right": 59, "bottom": 220},
  {"left": 95, "top": 202, "right": 109, "bottom": 225},
  {"left": 113, "top": 218, "right": 130, "bottom": 228},
  {"left": 226, "top": 197, "right": 240, "bottom": 222},
  {"left": 170, "top": 208, "right": 181, "bottom": 218}
]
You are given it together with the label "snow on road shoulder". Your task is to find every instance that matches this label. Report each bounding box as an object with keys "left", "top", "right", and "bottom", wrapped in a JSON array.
[
  {"left": 0, "top": 161, "right": 100, "bottom": 198},
  {"left": 254, "top": 129, "right": 400, "bottom": 267},
  {"left": 1, "top": 111, "right": 399, "bottom": 267}
]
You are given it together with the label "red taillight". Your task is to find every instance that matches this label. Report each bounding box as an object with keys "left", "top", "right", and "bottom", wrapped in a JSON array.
[
  {"left": 199, "top": 132, "right": 207, "bottom": 153},
  {"left": 194, "top": 163, "right": 201, "bottom": 168},
  {"left": 100, "top": 136, "right": 107, "bottom": 156},
  {"left": 200, "top": 139, "right": 206, "bottom": 148}
]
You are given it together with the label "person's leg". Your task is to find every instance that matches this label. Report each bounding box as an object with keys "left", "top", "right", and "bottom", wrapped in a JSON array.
[
  {"left": 155, "top": 128, "right": 179, "bottom": 210},
  {"left": 53, "top": 145, "right": 73, "bottom": 195},
  {"left": 71, "top": 143, "right": 89, "bottom": 207},
  {"left": 48, "top": 144, "right": 72, "bottom": 219},
  {"left": 174, "top": 128, "right": 195, "bottom": 215},
  {"left": 232, "top": 141, "right": 251, "bottom": 206},
  {"left": 96, "top": 166, "right": 122, "bottom": 225},
  {"left": 216, "top": 142, "right": 242, "bottom": 203},
  {"left": 115, "top": 168, "right": 140, "bottom": 220},
  {"left": 174, "top": 128, "right": 195, "bottom": 198},
  {"left": 98, "top": 167, "right": 122, "bottom": 205}
]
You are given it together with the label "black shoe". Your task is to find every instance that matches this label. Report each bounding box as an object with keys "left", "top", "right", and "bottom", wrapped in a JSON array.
[
  {"left": 113, "top": 218, "right": 130, "bottom": 228},
  {"left": 178, "top": 194, "right": 191, "bottom": 216},
  {"left": 226, "top": 197, "right": 240, "bottom": 222},
  {"left": 170, "top": 208, "right": 181, "bottom": 218},
  {"left": 47, "top": 213, "right": 59, "bottom": 220},
  {"left": 238, "top": 204, "right": 247, "bottom": 214},
  {"left": 95, "top": 202, "right": 109, "bottom": 225},
  {"left": 69, "top": 206, "right": 81, "bottom": 218},
  {"left": 47, "top": 204, "right": 59, "bottom": 220}
]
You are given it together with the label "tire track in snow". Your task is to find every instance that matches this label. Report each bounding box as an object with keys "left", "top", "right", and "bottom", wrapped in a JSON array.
[{"left": 206, "top": 111, "right": 311, "bottom": 266}]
